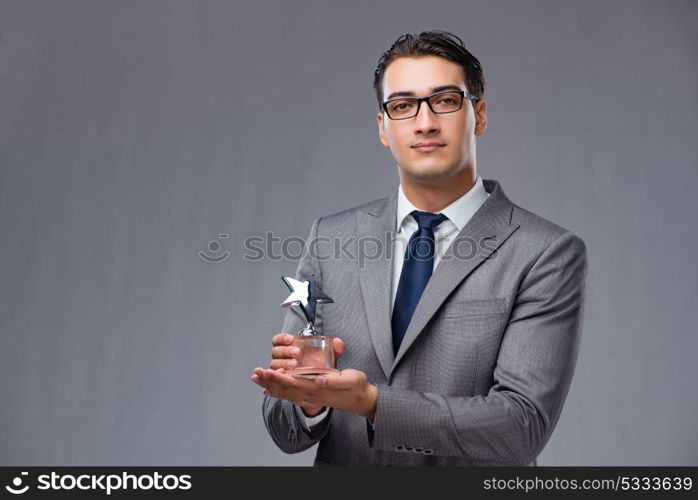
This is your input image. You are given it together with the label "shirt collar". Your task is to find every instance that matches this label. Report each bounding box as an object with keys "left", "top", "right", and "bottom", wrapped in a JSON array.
[{"left": 396, "top": 175, "right": 489, "bottom": 233}]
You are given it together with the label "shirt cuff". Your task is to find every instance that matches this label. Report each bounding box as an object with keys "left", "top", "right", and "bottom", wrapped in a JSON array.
[{"left": 294, "top": 404, "right": 330, "bottom": 431}]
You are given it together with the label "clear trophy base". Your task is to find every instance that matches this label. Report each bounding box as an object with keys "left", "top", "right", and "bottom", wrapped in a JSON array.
[
  {"left": 285, "top": 334, "right": 337, "bottom": 379},
  {"left": 286, "top": 367, "right": 340, "bottom": 379}
]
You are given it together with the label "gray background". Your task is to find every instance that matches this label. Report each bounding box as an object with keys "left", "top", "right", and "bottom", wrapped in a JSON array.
[{"left": 1, "top": 0, "right": 696, "bottom": 465}]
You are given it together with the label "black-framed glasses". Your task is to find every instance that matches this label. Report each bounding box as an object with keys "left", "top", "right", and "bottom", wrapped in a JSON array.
[{"left": 382, "top": 90, "right": 478, "bottom": 120}]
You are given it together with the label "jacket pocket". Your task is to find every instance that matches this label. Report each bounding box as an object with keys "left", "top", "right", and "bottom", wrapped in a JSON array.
[{"left": 443, "top": 297, "right": 508, "bottom": 318}]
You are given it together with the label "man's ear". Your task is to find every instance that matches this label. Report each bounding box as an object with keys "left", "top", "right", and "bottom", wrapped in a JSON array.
[
  {"left": 377, "top": 112, "right": 389, "bottom": 148},
  {"left": 474, "top": 100, "right": 488, "bottom": 136}
]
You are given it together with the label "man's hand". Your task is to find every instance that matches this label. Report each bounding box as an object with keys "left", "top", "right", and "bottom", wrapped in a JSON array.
[
  {"left": 254, "top": 333, "right": 346, "bottom": 417},
  {"left": 251, "top": 366, "right": 378, "bottom": 419}
]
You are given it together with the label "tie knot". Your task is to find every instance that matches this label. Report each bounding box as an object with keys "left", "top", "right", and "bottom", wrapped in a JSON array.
[{"left": 410, "top": 210, "right": 448, "bottom": 230}]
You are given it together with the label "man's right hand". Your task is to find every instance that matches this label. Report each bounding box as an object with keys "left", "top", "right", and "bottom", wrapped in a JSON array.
[{"left": 268, "top": 333, "right": 345, "bottom": 417}]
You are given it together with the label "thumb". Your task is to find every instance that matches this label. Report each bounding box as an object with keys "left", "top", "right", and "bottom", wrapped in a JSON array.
[{"left": 333, "top": 337, "right": 346, "bottom": 358}]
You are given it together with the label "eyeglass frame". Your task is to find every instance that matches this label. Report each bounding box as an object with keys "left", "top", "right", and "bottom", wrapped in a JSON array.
[{"left": 381, "top": 89, "right": 479, "bottom": 120}]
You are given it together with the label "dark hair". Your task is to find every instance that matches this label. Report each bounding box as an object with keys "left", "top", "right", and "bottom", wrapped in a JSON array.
[{"left": 373, "top": 30, "right": 485, "bottom": 111}]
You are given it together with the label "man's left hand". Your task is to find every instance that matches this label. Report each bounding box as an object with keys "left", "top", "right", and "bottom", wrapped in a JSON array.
[{"left": 251, "top": 367, "right": 377, "bottom": 419}]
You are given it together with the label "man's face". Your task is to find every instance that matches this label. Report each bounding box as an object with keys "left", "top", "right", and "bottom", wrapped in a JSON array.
[{"left": 377, "top": 56, "right": 487, "bottom": 184}]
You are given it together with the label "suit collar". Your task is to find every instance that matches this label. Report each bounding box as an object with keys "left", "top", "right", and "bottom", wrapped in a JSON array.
[{"left": 396, "top": 175, "right": 489, "bottom": 233}]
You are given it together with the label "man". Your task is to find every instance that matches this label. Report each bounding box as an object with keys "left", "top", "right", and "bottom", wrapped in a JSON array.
[{"left": 251, "top": 30, "right": 587, "bottom": 466}]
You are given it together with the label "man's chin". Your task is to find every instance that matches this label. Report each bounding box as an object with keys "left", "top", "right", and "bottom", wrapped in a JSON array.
[{"left": 400, "top": 165, "right": 454, "bottom": 184}]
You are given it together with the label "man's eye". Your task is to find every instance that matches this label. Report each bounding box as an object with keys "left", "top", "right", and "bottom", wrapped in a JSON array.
[{"left": 437, "top": 98, "right": 455, "bottom": 104}]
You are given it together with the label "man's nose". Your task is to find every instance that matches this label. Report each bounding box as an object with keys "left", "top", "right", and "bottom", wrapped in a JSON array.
[{"left": 413, "top": 101, "right": 440, "bottom": 134}]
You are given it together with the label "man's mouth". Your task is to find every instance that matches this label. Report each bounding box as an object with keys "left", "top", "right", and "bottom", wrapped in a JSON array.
[{"left": 412, "top": 142, "right": 445, "bottom": 153}]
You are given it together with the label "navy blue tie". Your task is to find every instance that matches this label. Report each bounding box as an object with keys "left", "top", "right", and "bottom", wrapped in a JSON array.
[{"left": 391, "top": 210, "right": 449, "bottom": 354}]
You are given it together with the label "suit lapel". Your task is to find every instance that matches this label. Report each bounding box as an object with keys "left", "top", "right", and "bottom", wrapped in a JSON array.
[
  {"left": 356, "top": 191, "right": 398, "bottom": 380},
  {"left": 389, "top": 179, "right": 521, "bottom": 378}
]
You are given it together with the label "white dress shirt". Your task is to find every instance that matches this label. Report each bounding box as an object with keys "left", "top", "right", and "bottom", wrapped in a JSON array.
[{"left": 295, "top": 175, "right": 490, "bottom": 430}]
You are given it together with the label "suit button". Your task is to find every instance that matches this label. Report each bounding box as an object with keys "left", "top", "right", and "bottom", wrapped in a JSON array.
[
  {"left": 415, "top": 447, "right": 423, "bottom": 453},
  {"left": 405, "top": 446, "right": 414, "bottom": 452},
  {"left": 394, "top": 444, "right": 404, "bottom": 451},
  {"left": 424, "top": 449, "right": 433, "bottom": 455}
]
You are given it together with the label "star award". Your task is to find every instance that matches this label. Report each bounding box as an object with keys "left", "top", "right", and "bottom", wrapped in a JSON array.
[{"left": 279, "top": 276, "right": 338, "bottom": 379}]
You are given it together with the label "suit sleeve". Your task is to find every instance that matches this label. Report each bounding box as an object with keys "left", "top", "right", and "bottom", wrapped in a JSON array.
[
  {"left": 367, "top": 231, "right": 588, "bottom": 464},
  {"left": 261, "top": 217, "right": 333, "bottom": 453}
]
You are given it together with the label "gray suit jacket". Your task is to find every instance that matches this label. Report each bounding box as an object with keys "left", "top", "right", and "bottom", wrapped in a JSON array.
[{"left": 262, "top": 179, "right": 587, "bottom": 466}]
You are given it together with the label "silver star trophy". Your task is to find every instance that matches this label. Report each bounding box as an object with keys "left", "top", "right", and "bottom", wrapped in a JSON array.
[{"left": 280, "top": 275, "right": 338, "bottom": 378}]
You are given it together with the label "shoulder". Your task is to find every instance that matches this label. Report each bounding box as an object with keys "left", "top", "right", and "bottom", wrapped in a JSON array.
[
  {"left": 313, "top": 195, "right": 392, "bottom": 235},
  {"left": 510, "top": 203, "right": 587, "bottom": 262}
]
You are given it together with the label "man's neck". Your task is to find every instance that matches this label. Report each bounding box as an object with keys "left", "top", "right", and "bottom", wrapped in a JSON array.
[{"left": 400, "top": 169, "right": 477, "bottom": 213}]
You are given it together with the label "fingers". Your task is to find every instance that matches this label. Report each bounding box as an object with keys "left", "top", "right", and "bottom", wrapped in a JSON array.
[
  {"left": 271, "top": 345, "right": 301, "bottom": 359},
  {"left": 251, "top": 368, "right": 266, "bottom": 391},
  {"left": 332, "top": 337, "right": 346, "bottom": 358},
  {"left": 271, "top": 333, "right": 295, "bottom": 346},
  {"left": 253, "top": 367, "right": 299, "bottom": 387},
  {"left": 315, "top": 369, "right": 365, "bottom": 390},
  {"left": 270, "top": 334, "right": 300, "bottom": 369},
  {"left": 254, "top": 367, "right": 316, "bottom": 389},
  {"left": 253, "top": 367, "right": 281, "bottom": 394},
  {"left": 270, "top": 358, "right": 298, "bottom": 370},
  {"left": 315, "top": 375, "right": 329, "bottom": 388},
  {"left": 270, "top": 344, "right": 301, "bottom": 369},
  {"left": 254, "top": 368, "right": 314, "bottom": 405}
]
